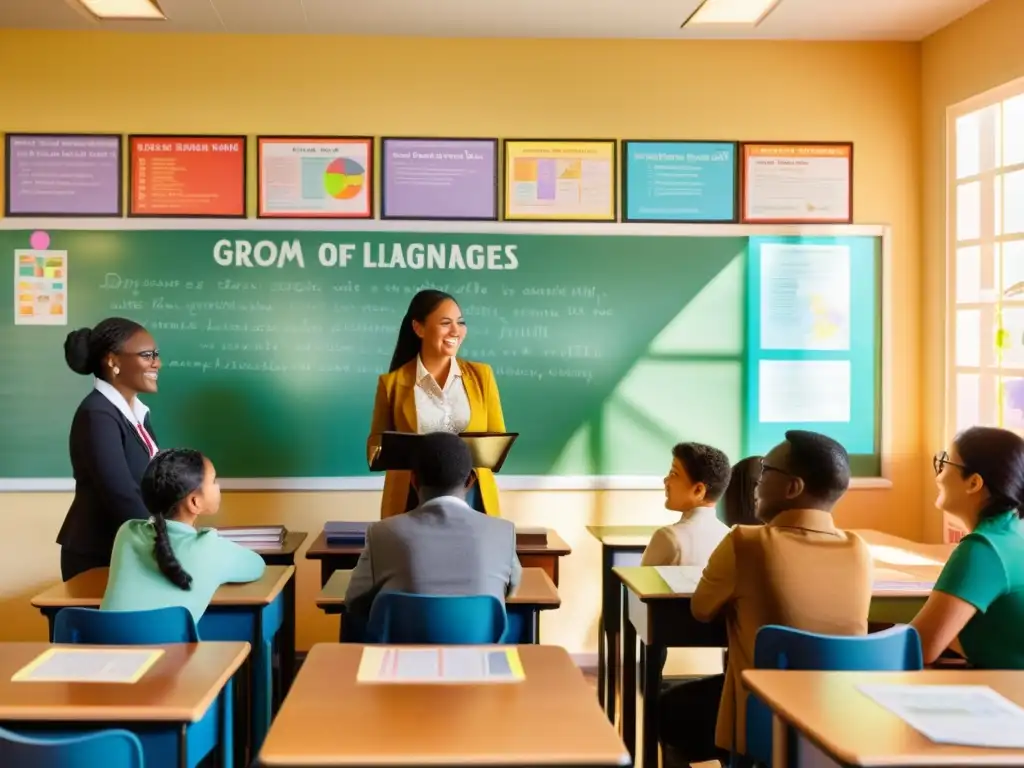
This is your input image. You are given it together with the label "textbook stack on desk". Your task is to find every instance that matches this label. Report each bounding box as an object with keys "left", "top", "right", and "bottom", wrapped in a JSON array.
[
  {"left": 216, "top": 525, "right": 286, "bottom": 549},
  {"left": 516, "top": 527, "right": 549, "bottom": 546},
  {"left": 325, "top": 521, "right": 372, "bottom": 545}
]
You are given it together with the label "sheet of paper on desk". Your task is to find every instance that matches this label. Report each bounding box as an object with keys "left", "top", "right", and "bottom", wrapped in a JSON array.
[
  {"left": 872, "top": 580, "right": 935, "bottom": 591},
  {"left": 654, "top": 566, "right": 701, "bottom": 594},
  {"left": 12, "top": 648, "right": 164, "bottom": 684},
  {"left": 858, "top": 684, "right": 1024, "bottom": 748},
  {"left": 357, "top": 647, "right": 524, "bottom": 684}
]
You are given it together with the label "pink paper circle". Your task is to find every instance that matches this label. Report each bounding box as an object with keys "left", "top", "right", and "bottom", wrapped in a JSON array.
[{"left": 30, "top": 231, "right": 50, "bottom": 250}]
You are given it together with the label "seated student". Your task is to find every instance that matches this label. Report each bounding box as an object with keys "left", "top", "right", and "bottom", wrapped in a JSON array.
[
  {"left": 345, "top": 431, "right": 522, "bottom": 621},
  {"left": 912, "top": 426, "right": 1024, "bottom": 668},
  {"left": 720, "top": 456, "right": 763, "bottom": 528},
  {"left": 101, "top": 448, "right": 266, "bottom": 623},
  {"left": 641, "top": 443, "right": 732, "bottom": 567},
  {"left": 659, "top": 430, "right": 872, "bottom": 766}
]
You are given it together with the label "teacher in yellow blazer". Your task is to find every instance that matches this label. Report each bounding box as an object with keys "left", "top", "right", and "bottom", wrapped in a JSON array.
[{"left": 368, "top": 289, "right": 506, "bottom": 519}]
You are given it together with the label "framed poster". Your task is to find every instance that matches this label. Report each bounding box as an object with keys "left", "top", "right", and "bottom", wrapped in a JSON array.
[
  {"left": 5, "top": 133, "right": 122, "bottom": 217},
  {"left": 741, "top": 142, "right": 853, "bottom": 224},
  {"left": 381, "top": 137, "right": 498, "bottom": 221},
  {"left": 503, "top": 139, "right": 616, "bottom": 222},
  {"left": 622, "top": 140, "right": 738, "bottom": 223},
  {"left": 129, "top": 135, "right": 246, "bottom": 218},
  {"left": 257, "top": 136, "right": 373, "bottom": 219}
]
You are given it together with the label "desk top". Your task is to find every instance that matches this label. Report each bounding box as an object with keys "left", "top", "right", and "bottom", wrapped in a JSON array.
[
  {"left": 0, "top": 642, "right": 248, "bottom": 723},
  {"left": 742, "top": 669, "right": 1024, "bottom": 767},
  {"left": 316, "top": 567, "right": 561, "bottom": 609},
  {"left": 250, "top": 530, "right": 308, "bottom": 556},
  {"left": 854, "top": 529, "right": 954, "bottom": 567},
  {"left": 306, "top": 526, "right": 573, "bottom": 559},
  {"left": 614, "top": 565, "right": 938, "bottom": 600},
  {"left": 31, "top": 565, "right": 295, "bottom": 609},
  {"left": 586, "top": 525, "right": 658, "bottom": 548},
  {"left": 258, "top": 643, "right": 629, "bottom": 767}
]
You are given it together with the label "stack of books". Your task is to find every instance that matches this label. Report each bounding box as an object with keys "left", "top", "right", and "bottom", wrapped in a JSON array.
[
  {"left": 324, "top": 521, "right": 372, "bottom": 546},
  {"left": 216, "top": 525, "right": 286, "bottom": 549},
  {"left": 515, "top": 527, "right": 548, "bottom": 546}
]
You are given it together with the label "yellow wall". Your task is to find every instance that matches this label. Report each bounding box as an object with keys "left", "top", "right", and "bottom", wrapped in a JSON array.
[
  {"left": 921, "top": 0, "right": 1024, "bottom": 542},
  {"left": 0, "top": 32, "right": 923, "bottom": 653}
]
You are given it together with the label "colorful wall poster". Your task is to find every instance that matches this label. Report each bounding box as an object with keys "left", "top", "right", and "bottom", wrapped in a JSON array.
[
  {"left": 744, "top": 235, "right": 878, "bottom": 457},
  {"left": 381, "top": 138, "right": 498, "bottom": 220},
  {"left": 504, "top": 140, "right": 616, "bottom": 221},
  {"left": 622, "top": 141, "right": 737, "bottom": 222},
  {"left": 15, "top": 249, "right": 67, "bottom": 326},
  {"left": 129, "top": 135, "right": 246, "bottom": 217},
  {"left": 4, "top": 134, "right": 121, "bottom": 217},
  {"left": 741, "top": 143, "right": 853, "bottom": 223},
  {"left": 258, "top": 137, "right": 373, "bottom": 219}
]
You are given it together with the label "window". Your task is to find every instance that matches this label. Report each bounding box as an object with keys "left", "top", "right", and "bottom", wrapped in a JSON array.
[{"left": 947, "top": 81, "right": 1024, "bottom": 439}]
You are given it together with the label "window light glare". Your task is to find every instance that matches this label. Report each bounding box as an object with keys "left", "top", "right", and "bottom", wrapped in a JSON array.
[
  {"left": 76, "top": 0, "right": 166, "bottom": 20},
  {"left": 684, "top": 0, "right": 781, "bottom": 26}
]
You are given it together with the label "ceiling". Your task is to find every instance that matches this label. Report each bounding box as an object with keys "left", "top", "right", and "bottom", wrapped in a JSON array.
[{"left": 0, "top": 0, "right": 991, "bottom": 40}]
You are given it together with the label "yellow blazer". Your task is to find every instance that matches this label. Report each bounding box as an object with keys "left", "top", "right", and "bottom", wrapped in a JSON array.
[{"left": 367, "top": 358, "right": 506, "bottom": 519}]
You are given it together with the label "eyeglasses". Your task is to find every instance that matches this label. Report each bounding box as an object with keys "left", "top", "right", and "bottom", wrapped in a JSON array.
[
  {"left": 133, "top": 350, "right": 160, "bottom": 361},
  {"left": 933, "top": 451, "right": 968, "bottom": 476},
  {"left": 760, "top": 461, "right": 792, "bottom": 478}
]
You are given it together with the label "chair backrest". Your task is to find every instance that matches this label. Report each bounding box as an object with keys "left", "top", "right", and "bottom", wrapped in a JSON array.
[
  {"left": 53, "top": 606, "right": 200, "bottom": 645},
  {"left": 366, "top": 592, "right": 507, "bottom": 644},
  {"left": 0, "top": 726, "right": 144, "bottom": 768},
  {"left": 745, "top": 625, "right": 923, "bottom": 765}
]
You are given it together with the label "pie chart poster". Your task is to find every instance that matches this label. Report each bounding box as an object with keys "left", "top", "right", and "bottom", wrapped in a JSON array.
[{"left": 258, "top": 137, "right": 373, "bottom": 218}]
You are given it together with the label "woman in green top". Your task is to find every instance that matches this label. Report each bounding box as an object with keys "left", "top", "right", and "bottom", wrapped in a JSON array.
[
  {"left": 912, "top": 426, "right": 1024, "bottom": 667},
  {"left": 101, "top": 448, "right": 266, "bottom": 623}
]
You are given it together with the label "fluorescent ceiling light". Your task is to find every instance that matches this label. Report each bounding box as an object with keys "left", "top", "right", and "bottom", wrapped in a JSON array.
[
  {"left": 682, "top": 0, "right": 782, "bottom": 26},
  {"left": 75, "top": 0, "right": 166, "bottom": 20}
]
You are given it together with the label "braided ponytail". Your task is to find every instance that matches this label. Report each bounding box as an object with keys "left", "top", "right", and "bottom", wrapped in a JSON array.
[{"left": 141, "top": 448, "right": 208, "bottom": 591}]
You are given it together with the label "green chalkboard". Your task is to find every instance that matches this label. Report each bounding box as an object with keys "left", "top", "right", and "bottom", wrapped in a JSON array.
[{"left": 0, "top": 223, "right": 882, "bottom": 485}]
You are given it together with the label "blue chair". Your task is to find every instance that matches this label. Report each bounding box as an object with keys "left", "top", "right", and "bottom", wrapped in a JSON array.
[
  {"left": 0, "top": 726, "right": 144, "bottom": 767},
  {"left": 52, "top": 606, "right": 232, "bottom": 768},
  {"left": 366, "top": 593, "right": 507, "bottom": 644},
  {"left": 744, "top": 625, "right": 923, "bottom": 766},
  {"left": 53, "top": 606, "right": 199, "bottom": 644}
]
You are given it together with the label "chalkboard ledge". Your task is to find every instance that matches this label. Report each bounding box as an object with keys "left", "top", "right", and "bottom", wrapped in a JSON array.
[{"left": 0, "top": 475, "right": 893, "bottom": 493}]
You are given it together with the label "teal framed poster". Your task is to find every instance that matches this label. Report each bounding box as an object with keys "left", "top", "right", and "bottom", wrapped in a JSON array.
[{"left": 622, "top": 140, "right": 737, "bottom": 222}]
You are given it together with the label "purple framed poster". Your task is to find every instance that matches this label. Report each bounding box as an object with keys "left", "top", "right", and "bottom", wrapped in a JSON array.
[
  {"left": 381, "top": 138, "right": 498, "bottom": 221},
  {"left": 5, "top": 133, "right": 122, "bottom": 217}
]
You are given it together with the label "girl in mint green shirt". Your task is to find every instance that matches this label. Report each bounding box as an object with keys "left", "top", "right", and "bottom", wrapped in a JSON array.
[
  {"left": 102, "top": 448, "right": 266, "bottom": 623},
  {"left": 912, "top": 426, "right": 1024, "bottom": 668}
]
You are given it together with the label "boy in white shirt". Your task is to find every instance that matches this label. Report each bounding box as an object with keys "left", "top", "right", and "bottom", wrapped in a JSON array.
[{"left": 641, "top": 442, "right": 732, "bottom": 567}]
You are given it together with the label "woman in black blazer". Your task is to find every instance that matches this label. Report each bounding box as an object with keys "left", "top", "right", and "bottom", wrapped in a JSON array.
[{"left": 58, "top": 317, "right": 163, "bottom": 581}]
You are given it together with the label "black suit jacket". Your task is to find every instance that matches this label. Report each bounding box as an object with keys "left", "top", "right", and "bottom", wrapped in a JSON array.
[{"left": 57, "top": 389, "right": 158, "bottom": 558}]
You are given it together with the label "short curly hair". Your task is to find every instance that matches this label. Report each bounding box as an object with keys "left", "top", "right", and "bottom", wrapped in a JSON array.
[
  {"left": 412, "top": 432, "right": 473, "bottom": 491},
  {"left": 672, "top": 442, "right": 732, "bottom": 502}
]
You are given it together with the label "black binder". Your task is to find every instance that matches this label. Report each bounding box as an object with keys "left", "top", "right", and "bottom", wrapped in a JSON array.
[{"left": 368, "top": 431, "right": 519, "bottom": 473}]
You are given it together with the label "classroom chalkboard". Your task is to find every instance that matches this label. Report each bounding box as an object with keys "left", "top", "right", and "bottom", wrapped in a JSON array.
[{"left": 0, "top": 222, "right": 883, "bottom": 487}]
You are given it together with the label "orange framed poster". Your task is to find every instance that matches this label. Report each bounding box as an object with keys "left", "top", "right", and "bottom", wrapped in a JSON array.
[
  {"left": 128, "top": 135, "right": 247, "bottom": 218},
  {"left": 740, "top": 142, "right": 853, "bottom": 224}
]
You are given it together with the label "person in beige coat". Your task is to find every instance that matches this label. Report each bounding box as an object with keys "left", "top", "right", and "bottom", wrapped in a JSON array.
[{"left": 659, "top": 430, "right": 873, "bottom": 767}]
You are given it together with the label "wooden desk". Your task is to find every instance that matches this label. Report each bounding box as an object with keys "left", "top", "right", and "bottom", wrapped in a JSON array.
[
  {"left": 614, "top": 564, "right": 942, "bottom": 768},
  {"left": 305, "top": 526, "right": 573, "bottom": 587},
  {"left": 31, "top": 565, "right": 293, "bottom": 760},
  {"left": 316, "top": 567, "right": 561, "bottom": 643},
  {"left": 586, "top": 524, "right": 658, "bottom": 723},
  {"left": 743, "top": 669, "right": 1024, "bottom": 767},
  {"left": 0, "top": 641, "right": 248, "bottom": 768},
  {"left": 258, "top": 643, "right": 630, "bottom": 768},
  {"left": 251, "top": 530, "right": 308, "bottom": 566}
]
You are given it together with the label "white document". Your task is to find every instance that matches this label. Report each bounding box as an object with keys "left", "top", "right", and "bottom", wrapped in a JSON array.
[
  {"left": 12, "top": 648, "right": 163, "bottom": 684},
  {"left": 859, "top": 684, "right": 1024, "bottom": 748},
  {"left": 760, "top": 243, "right": 850, "bottom": 351},
  {"left": 758, "top": 359, "right": 851, "bottom": 423},
  {"left": 654, "top": 566, "right": 701, "bottom": 594},
  {"left": 356, "top": 646, "right": 524, "bottom": 684}
]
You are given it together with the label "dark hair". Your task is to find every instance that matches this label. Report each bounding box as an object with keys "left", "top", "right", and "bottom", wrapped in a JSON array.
[
  {"left": 721, "top": 456, "right": 763, "bottom": 526},
  {"left": 388, "top": 290, "right": 457, "bottom": 372},
  {"left": 140, "top": 448, "right": 207, "bottom": 591},
  {"left": 672, "top": 442, "right": 732, "bottom": 502},
  {"left": 784, "top": 430, "right": 850, "bottom": 505},
  {"left": 412, "top": 432, "right": 473, "bottom": 492},
  {"left": 64, "top": 317, "right": 146, "bottom": 380},
  {"left": 953, "top": 426, "right": 1024, "bottom": 519}
]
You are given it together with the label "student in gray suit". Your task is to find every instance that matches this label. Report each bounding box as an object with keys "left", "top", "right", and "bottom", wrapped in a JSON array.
[{"left": 345, "top": 431, "right": 523, "bottom": 622}]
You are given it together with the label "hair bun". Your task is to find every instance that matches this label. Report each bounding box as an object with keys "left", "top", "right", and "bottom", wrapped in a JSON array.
[{"left": 63, "top": 327, "right": 93, "bottom": 375}]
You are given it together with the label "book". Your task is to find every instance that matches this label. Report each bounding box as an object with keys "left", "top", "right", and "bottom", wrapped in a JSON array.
[
  {"left": 324, "top": 521, "right": 372, "bottom": 545},
  {"left": 216, "top": 525, "right": 286, "bottom": 547}
]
